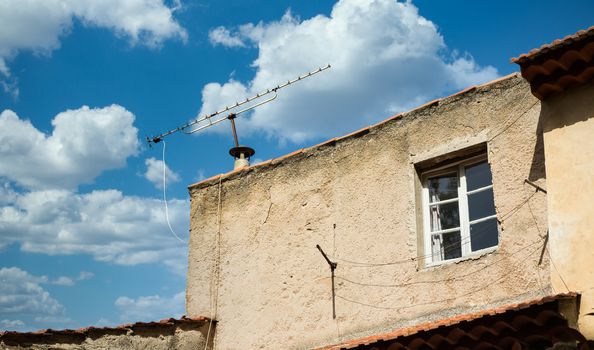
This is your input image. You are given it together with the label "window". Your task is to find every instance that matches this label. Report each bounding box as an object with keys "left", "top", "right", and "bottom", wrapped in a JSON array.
[{"left": 421, "top": 154, "right": 498, "bottom": 265}]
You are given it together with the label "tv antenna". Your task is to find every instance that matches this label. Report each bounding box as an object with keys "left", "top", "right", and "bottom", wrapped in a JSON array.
[{"left": 146, "top": 64, "right": 331, "bottom": 167}]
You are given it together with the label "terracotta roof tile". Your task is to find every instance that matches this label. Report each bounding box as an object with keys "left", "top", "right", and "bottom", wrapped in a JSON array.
[
  {"left": 512, "top": 25, "right": 594, "bottom": 64},
  {"left": 314, "top": 293, "right": 577, "bottom": 350},
  {"left": 0, "top": 316, "right": 211, "bottom": 345},
  {"left": 512, "top": 25, "right": 594, "bottom": 100}
]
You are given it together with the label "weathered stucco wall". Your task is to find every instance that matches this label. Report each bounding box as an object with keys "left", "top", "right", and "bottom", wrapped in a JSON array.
[
  {"left": 541, "top": 82, "right": 594, "bottom": 338},
  {"left": 187, "top": 74, "right": 550, "bottom": 349},
  {"left": 0, "top": 319, "right": 212, "bottom": 350}
]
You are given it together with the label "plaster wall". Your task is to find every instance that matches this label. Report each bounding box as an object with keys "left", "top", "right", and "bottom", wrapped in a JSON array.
[
  {"left": 541, "top": 82, "right": 594, "bottom": 338},
  {"left": 187, "top": 74, "right": 550, "bottom": 349},
  {"left": 0, "top": 324, "right": 210, "bottom": 350}
]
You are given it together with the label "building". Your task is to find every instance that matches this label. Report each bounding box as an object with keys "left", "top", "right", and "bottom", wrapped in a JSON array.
[
  {"left": 186, "top": 26, "right": 594, "bottom": 349},
  {"left": 2, "top": 25, "right": 593, "bottom": 350}
]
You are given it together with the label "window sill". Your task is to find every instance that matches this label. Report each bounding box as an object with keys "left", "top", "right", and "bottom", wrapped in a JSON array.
[{"left": 422, "top": 246, "right": 498, "bottom": 270}]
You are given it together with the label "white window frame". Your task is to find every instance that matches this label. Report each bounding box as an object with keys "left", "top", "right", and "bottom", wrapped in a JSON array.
[{"left": 421, "top": 154, "right": 498, "bottom": 267}]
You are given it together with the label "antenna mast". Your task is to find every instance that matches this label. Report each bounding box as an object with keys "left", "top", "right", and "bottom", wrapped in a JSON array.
[{"left": 146, "top": 64, "right": 331, "bottom": 145}]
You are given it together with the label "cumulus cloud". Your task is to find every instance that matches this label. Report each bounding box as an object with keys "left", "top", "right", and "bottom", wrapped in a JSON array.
[
  {"left": 115, "top": 291, "right": 184, "bottom": 322},
  {"left": 202, "top": 0, "right": 498, "bottom": 143},
  {"left": 0, "top": 267, "right": 65, "bottom": 318},
  {"left": 0, "top": 104, "right": 188, "bottom": 275},
  {"left": 0, "top": 186, "right": 189, "bottom": 273},
  {"left": 144, "top": 157, "right": 181, "bottom": 190},
  {"left": 0, "top": 106, "right": 139, "bottom": 190},
  {"left": 0, "top": 0, "right": 186, "bottom": 77},
  {"left": 209, "top": 26, "right": 246, "bottom": 48}
]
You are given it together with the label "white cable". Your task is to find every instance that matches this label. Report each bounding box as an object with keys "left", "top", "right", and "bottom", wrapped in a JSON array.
[{"left": 162, "top": 140, "right": 186, "bottom": 244}]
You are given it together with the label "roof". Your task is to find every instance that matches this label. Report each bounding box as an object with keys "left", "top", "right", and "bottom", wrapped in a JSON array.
[
  {"left": 0, "top": 316, "right": 211, "bottom": 346},
  {"left": 189, "top": 72, "right": 521, "bottom": 191},
  {"left": 512, "top": 25, "right": 594, "bottom": 64},
  {"left": 512, "top": 25, "right": 594, "bottom": 100},
  {"left": 314, "top": 293, "right": 581, "bottom": 350}
]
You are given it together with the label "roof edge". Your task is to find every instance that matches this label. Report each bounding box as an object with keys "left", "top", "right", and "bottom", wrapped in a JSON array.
[
  {"left": 188, "top": 72, "right": 521, "bottom": 191},
  {"left": 314, "top": 292, "right": 578, "bottom": 350},
  {"left": 512, "top": 25, "right": 594, "bottom": 64},
  {"left": 0, "top": 316, "right": 212, "bottom": 340}
]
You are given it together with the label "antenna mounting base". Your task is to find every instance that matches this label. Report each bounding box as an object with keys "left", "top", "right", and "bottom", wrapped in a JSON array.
[{"left": 229, "top": 146, "right": 255, "bottom": 159}]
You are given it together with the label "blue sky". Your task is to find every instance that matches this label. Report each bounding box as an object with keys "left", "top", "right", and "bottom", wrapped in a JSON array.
[{"left": 0, "top": 0, "right": 593, "bottom": 332}]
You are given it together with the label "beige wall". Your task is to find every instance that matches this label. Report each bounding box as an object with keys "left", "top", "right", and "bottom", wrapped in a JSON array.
[
  {"left": 541, "top": 82, "right": 594, "bottom": 338},
  {"left": 187, "top": 75, "right": 550, "bottom": 350}
]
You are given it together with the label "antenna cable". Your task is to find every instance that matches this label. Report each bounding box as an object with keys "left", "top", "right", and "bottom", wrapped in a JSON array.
[{"left": 162, "top": 140, "right": 186, "bottom": 244}]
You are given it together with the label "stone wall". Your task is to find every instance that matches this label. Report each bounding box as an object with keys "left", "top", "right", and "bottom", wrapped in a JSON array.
[
  {"left": 186, "top": 74, "right": 550, "bottom": 349},
  {"left": 0, "top": 317, "right": 213, "bottom": 350}
]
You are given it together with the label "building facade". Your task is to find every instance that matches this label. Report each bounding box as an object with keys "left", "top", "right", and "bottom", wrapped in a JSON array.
[
  {"left": 187, "top": 26, "right": 594, "bottom": 350},
  {"left": 186, "top": 73, "right": 553, "bottom": 349}
]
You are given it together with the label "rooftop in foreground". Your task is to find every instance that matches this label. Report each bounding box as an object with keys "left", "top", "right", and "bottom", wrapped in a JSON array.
[
  {"left": 315, "top": 293, "right": 584, "bottom": 350},
  {"left": 512, "top": 25, "right": 594, "bottom": 100},
  {"left": 0, "top": 316, "right": 212, "bottom": 346}
]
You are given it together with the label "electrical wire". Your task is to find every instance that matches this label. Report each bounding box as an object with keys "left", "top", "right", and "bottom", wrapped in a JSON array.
[
  {"left": 162, "top": 140, "right": 186, "bottom": 244},
  {"left": 547, "top": 241, "right": 571, "bottom": 293},
  {"left": 487, "top": 91, "right": 539, "bottom": 142},
  {"left": 335, "top": 236, "right": 545, "bottom": 289},
  {"left": 335, "top": 240, "right": 544, "bottom": 311},
  {"left": 332, "top": 187, "right": 540, "bottom": 268},
  {"left": 336, "top": 275, "right": 508, "bottom": 311}
]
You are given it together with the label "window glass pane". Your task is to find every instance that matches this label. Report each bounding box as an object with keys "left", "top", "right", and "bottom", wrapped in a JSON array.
[
  {"left": 429, "top": 201, "right": 459, "bottom": 231},
  {"left": 442, "top": 231, "right": 462, "bottom": 260},
  {"left": 465, "top": 161, "right": 493, "bottom": 191},
  {"left": 428, "top": 173, "right": 458, "bottom": 202},
  {"left": 468, "top": 188, "right": 496, "bottom": 221},
  {"left": 470, "top": 218, "right": 499, "bottom": 251}
]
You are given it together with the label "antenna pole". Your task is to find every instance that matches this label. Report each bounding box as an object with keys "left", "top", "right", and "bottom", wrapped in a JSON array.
[
  {"left": 316, "top": 244, "right": 337, "bottom": 319},
  {"left": 228, "top": 114, "right": 239, "bottom": 148}
]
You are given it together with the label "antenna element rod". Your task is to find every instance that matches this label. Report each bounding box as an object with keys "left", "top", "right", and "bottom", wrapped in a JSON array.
[{"left": 147, "top": 64, "right": 331, "bottom": 144}]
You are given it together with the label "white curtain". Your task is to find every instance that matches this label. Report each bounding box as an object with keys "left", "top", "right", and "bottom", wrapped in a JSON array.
[{"left": 430, "top": 192, "right": 443, "bottom": 261}]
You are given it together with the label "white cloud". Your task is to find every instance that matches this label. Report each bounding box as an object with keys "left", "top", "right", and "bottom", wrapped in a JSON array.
[
  {"left": 201, "top": 0, "right": 498, "bottom": 143},
  {"left": 0, "top": 186, "right": 189, "bottom": 273},
  {"left": 0, "top": 319, "right": 25, "bottom": 329},
  {"left": 115, "top": 291, "right": 184, "bottom": 322},
  {"left": 0, "top": 0, "right": 187, "bottom": 77},
  {"left": 194, "top": 169, "right": 206, "bottom": 183},
  {"left": 67, "top": 0, "right": 187, "bottom": 47},
  {"left": 0, "top": 104, "right": 188, "bottom": 274},
  {"left": 0, "top": 106, "right": 139, "bottom": 190},
  {"left": 144, "top": 157, "right": 181, "bottom": 190},
  {"left": 209, "top": 26, "right": 246, "bottom": 48},
  {"left": 0, "top": 267, "right": 65, "bottom": 317},
  {"left": 77, "top": 271, "right": 94, "bottom": 281},
  {"left": 51, "top": 276, "right": 75, "bottom": 287}
]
